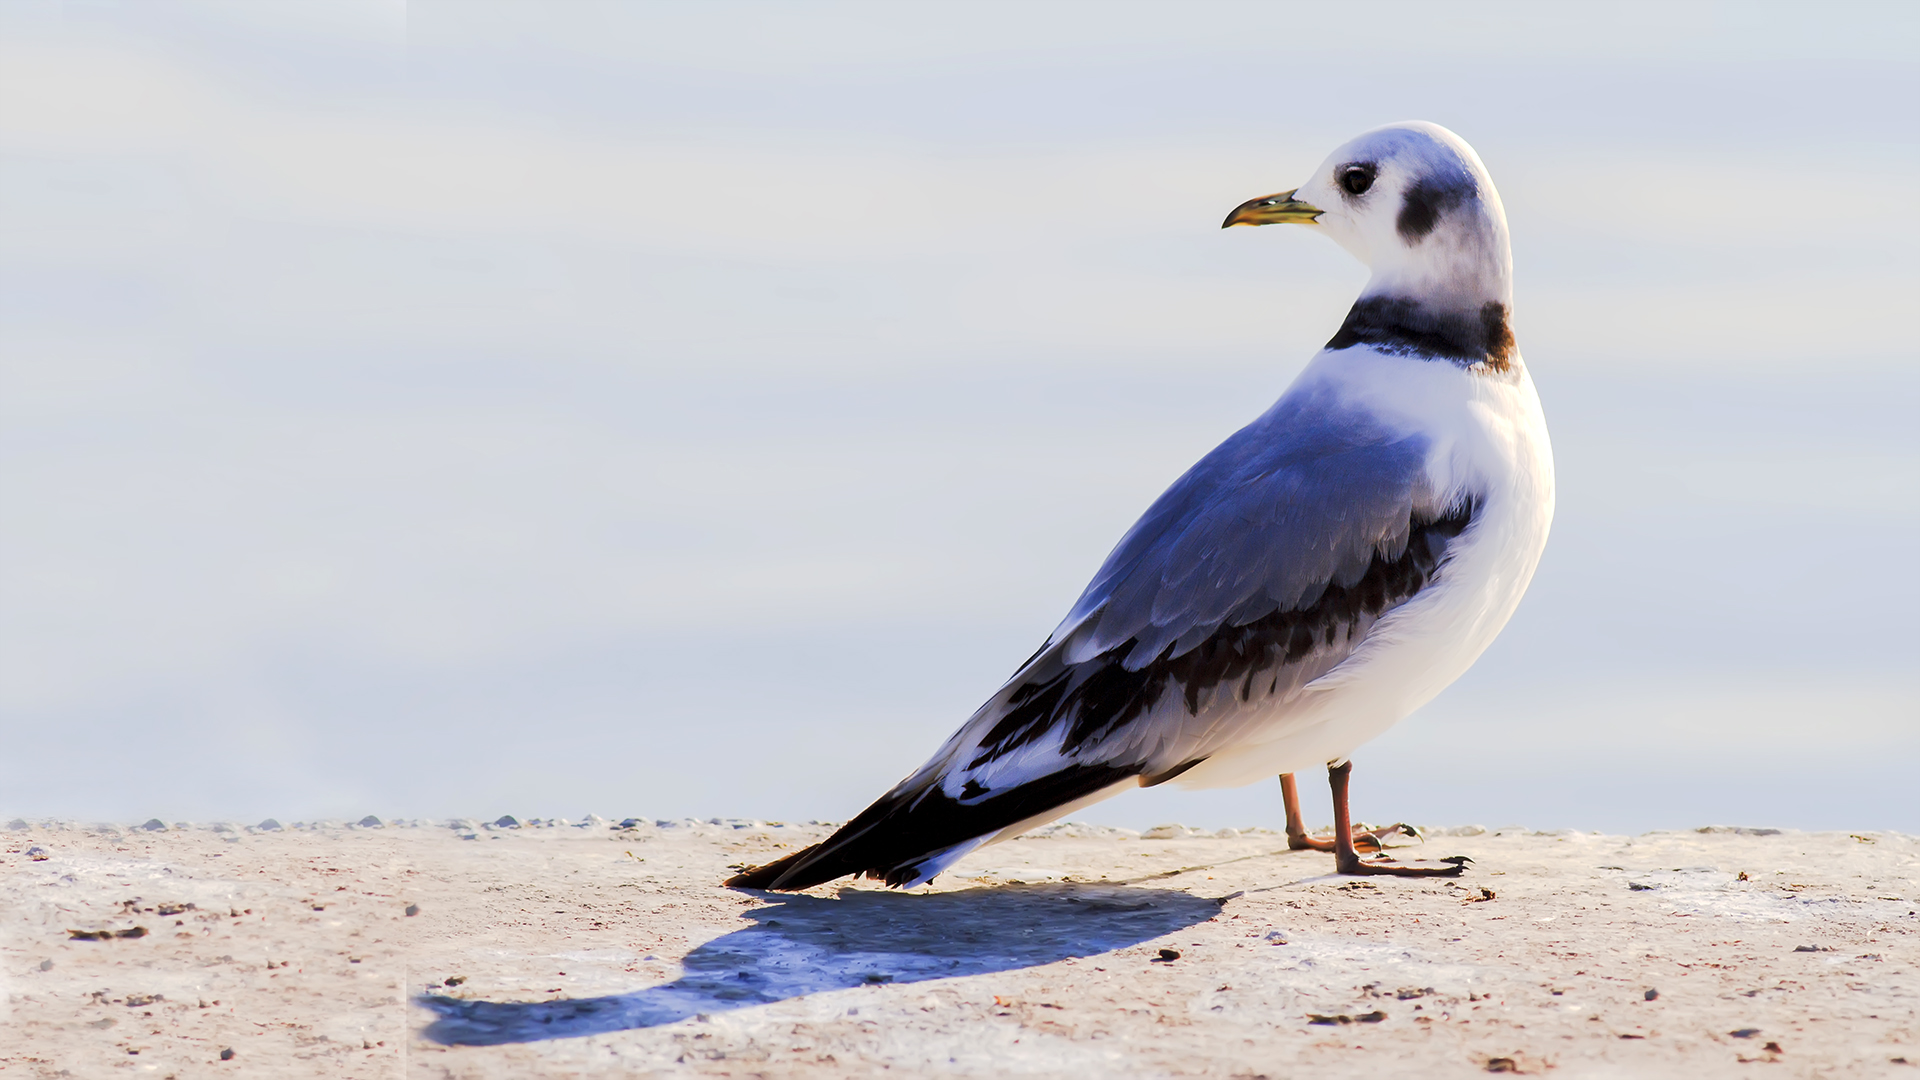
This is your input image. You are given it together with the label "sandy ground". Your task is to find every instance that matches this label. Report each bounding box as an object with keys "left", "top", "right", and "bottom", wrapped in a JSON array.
[{"left": 2, "top": 816, "right": 1917, "bottom": 1079}]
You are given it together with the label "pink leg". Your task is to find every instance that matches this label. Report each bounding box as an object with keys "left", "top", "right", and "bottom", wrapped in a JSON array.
[
  {"left": 1280, "top": 772, "right": 1419, "bottom": 853},
  {"left": 1328, "top": 761, "right": 1467, "bottom": 877}
]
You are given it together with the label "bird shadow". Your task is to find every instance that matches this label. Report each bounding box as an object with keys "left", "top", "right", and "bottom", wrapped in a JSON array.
[{"left": 418, "top": 882, "right": 1224, "bottom": 1046}]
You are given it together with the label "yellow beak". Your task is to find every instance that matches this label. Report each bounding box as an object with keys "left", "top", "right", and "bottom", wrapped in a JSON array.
[{"left": 1221, "top": 189, "right": 1323, "bottom": 228}]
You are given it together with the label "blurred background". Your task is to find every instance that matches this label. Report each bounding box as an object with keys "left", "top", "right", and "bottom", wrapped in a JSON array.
[{"left": 0, "top": 0, "right": 1914, "bottom": 833}]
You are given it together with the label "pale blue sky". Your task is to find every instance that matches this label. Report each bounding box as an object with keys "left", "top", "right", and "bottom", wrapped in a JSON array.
[{"left": 0, "top": 1, "right": 1914, "bottom": 832}]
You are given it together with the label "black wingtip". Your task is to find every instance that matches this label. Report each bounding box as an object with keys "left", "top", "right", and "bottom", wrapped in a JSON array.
[
  {"left": 727, "top": 763, "right": 1142, "bottom": 892},
  {"left": 724, "top": 847, "right": 817, "bottom": 890}
]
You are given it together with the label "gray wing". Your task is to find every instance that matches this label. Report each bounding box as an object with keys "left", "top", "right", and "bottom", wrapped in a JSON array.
[
  {"left": 727, "top": 382, "right": 1478, "bottom": 891},
  {"left": 1061, "top": 384, "right": 1440, "bottom": 669},
  {"left": 919, "top": 380, "right": 1475, "bottom": 790}
]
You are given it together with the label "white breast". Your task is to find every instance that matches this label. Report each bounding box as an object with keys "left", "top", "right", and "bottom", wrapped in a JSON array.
[{"left": 1177, "top": 348, "right": 1556, "bottom": 789}]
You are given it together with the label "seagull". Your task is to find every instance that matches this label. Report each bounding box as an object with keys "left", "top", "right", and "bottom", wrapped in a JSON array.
[{"left": 730, "top": 121, "right": 1554, "bottom": 889}]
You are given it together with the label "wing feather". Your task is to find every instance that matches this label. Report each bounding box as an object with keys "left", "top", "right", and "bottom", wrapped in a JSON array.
[{"left": 728, "top": 383, "right": 1478, "bottom": 891}]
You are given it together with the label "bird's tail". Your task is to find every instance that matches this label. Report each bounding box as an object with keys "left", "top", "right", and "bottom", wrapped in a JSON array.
[{"left": 725, "top": 762, "right": 1141, "bottom": 891}]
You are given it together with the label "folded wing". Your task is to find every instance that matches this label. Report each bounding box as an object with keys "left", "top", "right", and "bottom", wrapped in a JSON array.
[{"left": 729, "top": 388, "right": 1478, "bottom": 891}]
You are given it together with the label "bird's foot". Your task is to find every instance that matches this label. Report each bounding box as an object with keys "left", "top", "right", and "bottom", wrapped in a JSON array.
[
  {"left": 1289, "top": 822, "right": 1422, "bottom": 853},
  {"left": 1334, "top": 852, "right": 1470, "bottom": 878}
]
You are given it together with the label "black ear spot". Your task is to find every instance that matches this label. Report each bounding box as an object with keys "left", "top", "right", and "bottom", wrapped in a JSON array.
[
  {"left": 1337, "top": 163, "right": 1375, "bottom": 196},
  {"left": 1396, "top": 177, "right": 1467, "bottom": 242}
]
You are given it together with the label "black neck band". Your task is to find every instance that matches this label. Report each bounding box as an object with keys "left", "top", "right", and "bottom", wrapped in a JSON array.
[{"left": 1326, "top": 296, "right": 1514, "bottom": 371}]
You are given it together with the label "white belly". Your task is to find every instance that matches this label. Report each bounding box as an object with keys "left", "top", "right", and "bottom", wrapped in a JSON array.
[{"left": 1176, "top": 353, "right": 1556, "bottom": 789}]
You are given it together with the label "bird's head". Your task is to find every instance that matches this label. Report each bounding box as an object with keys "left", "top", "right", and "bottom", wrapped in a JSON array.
[{"left": 1224, "top": 122, "right": 1512, "bottom": 312}]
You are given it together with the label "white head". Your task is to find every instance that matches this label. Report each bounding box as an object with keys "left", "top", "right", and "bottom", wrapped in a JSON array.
[{"left": 1225, "top": 121, "right": 1515, "bottom": 370}]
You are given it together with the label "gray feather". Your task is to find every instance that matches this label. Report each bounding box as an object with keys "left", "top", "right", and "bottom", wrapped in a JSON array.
[
  {"left": 1063, "top": 384, "right": 1435, "bottom": 670},
  {"left": 892, "top": 381, "right": 1471, "bottom": 800}
]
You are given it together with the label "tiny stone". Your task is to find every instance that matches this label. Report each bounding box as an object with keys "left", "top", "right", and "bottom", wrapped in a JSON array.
[
  {"left": 1731, "top": 1028, "right": 1761, "bottom": 1038},
  {"left": 219, "top": 1048, "right": 235, "bottom": 1061},
  {"left": 405, "top": 904, "right": 420, "bottom": 917},
  {"left": 39, "top": 959, "right": 53, "bottom": 971},
  {"left": 1155, "top": 948, "right": 1181, "bottom": 962},
  {"left": 1644, "top": 989, "right": 1659, "bottom": 1001}
]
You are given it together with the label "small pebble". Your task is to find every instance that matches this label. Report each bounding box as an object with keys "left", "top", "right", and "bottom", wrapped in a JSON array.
[
  {"left": 1154, "top": 948, "right": 1181, "bottom": 962},
  {"left": 405, "top": 904, "right": 420, "bottom": 917},
  {"left": 1309, "top": 1010, "right": 1387, "bottom": 1025},
  {"left": 219, "top": 1048, "right": 235, "bottom": 1061},
  {"left": 1644, "top": 989, "right": 1659, "bottom": 1001}
]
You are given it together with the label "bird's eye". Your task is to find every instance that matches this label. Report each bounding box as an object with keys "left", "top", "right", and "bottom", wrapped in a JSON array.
[{"left": 1338, "top": 164, "right": 1376, "bottom": 196}]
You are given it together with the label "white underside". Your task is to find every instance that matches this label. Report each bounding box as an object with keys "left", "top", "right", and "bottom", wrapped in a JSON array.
[
  {"left": 1173, "top": 348, "right": 1555, "bottom": 789},
  {"left": 901, "top": 346, "right": 1554, "bottom": 879}
]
